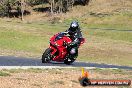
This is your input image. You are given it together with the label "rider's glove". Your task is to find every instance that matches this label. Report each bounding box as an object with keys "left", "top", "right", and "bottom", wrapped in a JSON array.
[{"left": 68, "top": 38, "right": 80, "bottom": 47}]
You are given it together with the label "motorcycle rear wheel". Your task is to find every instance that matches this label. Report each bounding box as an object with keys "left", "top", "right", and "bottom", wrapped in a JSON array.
[
  {"left": 64, "top": 58, "right": 75, "bottom": 65},
  {"left": 42, "top": 48, "right": 51, "bottom": 63}
]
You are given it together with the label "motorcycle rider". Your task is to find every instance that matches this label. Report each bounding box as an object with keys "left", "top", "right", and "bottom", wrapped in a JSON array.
[
  {"left": 60, "top": 21, "right": 84, "bottom": 47},
  {"left": 66, "top": 21, "right": 83, "bottom": 45},
  {"left": 59, "top": 21, "right": 84, "bottom": 54},
  {"left": 53, "top": 21, "right": 84, "bottom": 46},
  {"left": 51, "top": 21, "right": 84, "bottom": 61}
]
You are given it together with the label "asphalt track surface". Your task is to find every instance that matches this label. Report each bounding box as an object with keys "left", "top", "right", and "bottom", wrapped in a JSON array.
[{"left": 0, "top": 56, "right": 132, "bottom": 70}]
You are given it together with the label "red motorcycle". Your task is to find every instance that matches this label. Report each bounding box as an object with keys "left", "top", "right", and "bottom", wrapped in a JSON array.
[{"left": 42, "top": 32, "right": 85, "bottom": 64}]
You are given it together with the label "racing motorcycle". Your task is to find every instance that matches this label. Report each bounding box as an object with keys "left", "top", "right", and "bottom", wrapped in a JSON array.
[{"left": 42, "top": 32, "right": 85, "bottom": 64}]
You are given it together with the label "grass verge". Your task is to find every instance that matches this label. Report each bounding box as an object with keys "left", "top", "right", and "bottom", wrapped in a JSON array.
[{"left": 0, "top": 14, "right": 132, "bottom": 66}]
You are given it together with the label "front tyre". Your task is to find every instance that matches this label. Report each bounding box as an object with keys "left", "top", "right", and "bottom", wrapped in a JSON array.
[{"left": 42, "top": 48, "right": 51, "bottom": 63}]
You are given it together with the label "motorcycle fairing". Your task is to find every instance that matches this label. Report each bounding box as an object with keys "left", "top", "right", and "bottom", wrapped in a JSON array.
[{"left": 49, "top": 33, "right": 72, "bottom": 61}]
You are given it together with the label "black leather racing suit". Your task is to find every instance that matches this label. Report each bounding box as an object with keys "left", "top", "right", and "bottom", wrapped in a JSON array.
[{"left": 63, "top": 28, "right": 83, "bottom": 47}]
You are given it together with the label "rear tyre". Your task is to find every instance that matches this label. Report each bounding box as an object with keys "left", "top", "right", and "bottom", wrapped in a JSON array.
[
  {"left": 64, "top": 58, "right": 75, "bottom": 65},
  {"left": 42, "top": 48, "right": 51, "bottom": 63}
]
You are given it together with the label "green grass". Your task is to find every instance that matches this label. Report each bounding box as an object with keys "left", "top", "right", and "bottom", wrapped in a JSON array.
[
  {"left": 82, "top": 28, "right": 132, "bottom": 42},
  {"left": 0, "top": 29, "right": 46, "bottom": 53},
  {"left": 64, "top": 13, "right": 132, "bottom": 42},
  {"left": 0, "top": 14, "right": 132, "bottom": 66},
  {"left": 0, "top": 71, "right": 10, "bottom": 76},
  {"left": 3, "top": 68, "right": 45, "bottom": 73},
  {"left": 0, "top": 20, "right": 66, "bottom": 55}
]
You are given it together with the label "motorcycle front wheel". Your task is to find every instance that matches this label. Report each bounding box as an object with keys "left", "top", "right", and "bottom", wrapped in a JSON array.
[{"left": 42, "top": 48, "right": 52, "bottom": 63}]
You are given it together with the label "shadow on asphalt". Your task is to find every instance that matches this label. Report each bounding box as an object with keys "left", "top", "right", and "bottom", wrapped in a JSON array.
[{"left": 0, "top": 56, "right": 132, "bottom": 70}]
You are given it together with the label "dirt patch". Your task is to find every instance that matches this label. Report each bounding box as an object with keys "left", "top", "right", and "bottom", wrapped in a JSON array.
[{"left": 0, "top": 69, "right": 131, "bottom": 88}]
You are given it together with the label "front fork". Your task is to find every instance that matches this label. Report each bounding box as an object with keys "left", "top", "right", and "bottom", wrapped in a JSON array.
[
  {"left": 49, "top": 46, "right": 57, "bottom": 56},
  {"left": 49, "top": 45, "right": 63, "bottom": 61}
]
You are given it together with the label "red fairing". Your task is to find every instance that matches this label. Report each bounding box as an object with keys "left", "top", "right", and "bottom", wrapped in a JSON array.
[
  {"left": 49, "top": 33, "right": 72, "bottom": 62},
  {"left": 50, "top": 33, "right": 59, "bottom": 45}
]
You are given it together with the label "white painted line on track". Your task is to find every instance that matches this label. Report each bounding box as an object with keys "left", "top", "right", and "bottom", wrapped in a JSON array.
[
  {"left": 0, "top": 66, "right": 95, "bottom": 69},
  {"left": 0, "top": 66, "right": 120, "bottom": 70}
]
